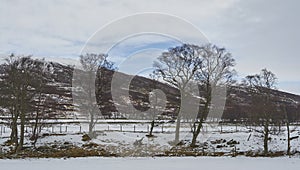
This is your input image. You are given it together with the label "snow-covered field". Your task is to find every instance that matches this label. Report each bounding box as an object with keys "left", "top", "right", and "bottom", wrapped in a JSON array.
[
  {"left": 1, "top": 120, "right": 300, "bottom": 156},
  {"left": 0, "top": 157, "right": 300, "bottom": 170}
]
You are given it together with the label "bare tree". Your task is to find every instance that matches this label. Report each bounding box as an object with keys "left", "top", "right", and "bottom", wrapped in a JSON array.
[
  {"left": 147, "top": 74, "right": 158, "bottom": 137},
  {"left": 146, "top": 73, "right": 167, "bottom": 137},
  {"left": 283, "top": 105, "right": 291, "bottom": 156},
  {"left": 13, "top": 56, "right": 35, "bottom": 151},
  {"left": 0, "top": 54, "right": 21, "bottom": 147},
  {"left": 191, "top": 44, "right": 235, "bottom": 147},
  {"left": 75, "top": 53, "right": 114, "bottom": 137},
  {"left": 243, "top": 68, "right": 277, "bottom": 155},
  {"left": 153, "top": 44, "right": 202, "bottom": 144},
  {"left": 0, "top": 55, "right": 73, "bottom": 151},
  {"left": 279, "top": 97, "right": 299, "bottom": 157},
  {"left": 29, "top": 59, "right": 73, "bottom": 146},
  {"left": 1, "top": 55, "right": 38, "bottom": 151},
  {"left": 29, "top": 59, "right": 50, "bottom": 145}
]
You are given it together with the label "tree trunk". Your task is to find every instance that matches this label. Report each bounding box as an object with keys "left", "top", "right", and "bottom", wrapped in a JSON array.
[
  {"left": 17, "top": 111, "right": 25, "bottom": 152},
  {"left": 88, "top": 72, "right": 96, "bottom": 138},
  {"left": 88, "top": 112, "right": 94, "bottom": 137},
  {"left": 31, "top": 110, "right": 40, "bottom": 147},
  {"left": 10, "top": 113, "right": 18, "bottom": 146},
  {"left": 191, "top": 123, "right": 200, "bottom": 147},
  {"left": 32, "top": 90, "right": 43, "bottom": 146},
  {"left": 190, "top": 90, "right": 211, "bottom": 147},
  {"left": 149, "top": 120, "right": 155, "bottom": 136},
  {"left": 286, "top": 120, "right": 291, "bottom": 156},
  {"left": 88, "top": 122, "right": 93, "bottom": 136},
  {"left": 263, "top": 123, "right": 269, "bottom": 155},
  {"left": 174, "top": 114, "right": 181, "bottom": 144},
  {"left": 17, "top": 89, "right": 26, "bottom": 152}
]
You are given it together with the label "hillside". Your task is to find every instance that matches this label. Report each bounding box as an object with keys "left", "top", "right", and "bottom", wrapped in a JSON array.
[{"left": 1, "top": 59, "right": 300, "bottom": 122}]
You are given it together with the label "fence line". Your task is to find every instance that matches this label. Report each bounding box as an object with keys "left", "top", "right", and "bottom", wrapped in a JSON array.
[{"left": 0, "top": 123, "right": 297, "bottom": 137}]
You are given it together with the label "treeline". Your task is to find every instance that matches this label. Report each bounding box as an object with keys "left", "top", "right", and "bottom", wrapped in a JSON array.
[
  {"left": 0, "top": 54, "right": 73, "bottom": 151},
  {"left": 223, "top": 85, "right": 300, "bottom": 123}
]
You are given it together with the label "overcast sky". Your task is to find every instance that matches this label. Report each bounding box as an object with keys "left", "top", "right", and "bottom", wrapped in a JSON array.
[{"left": 1, "top": 0, "right": 300, "bottom": 94}]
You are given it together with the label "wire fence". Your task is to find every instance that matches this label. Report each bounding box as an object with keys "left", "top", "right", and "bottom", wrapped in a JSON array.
[{"left": 0, "top": 122, "right": 299, "bottom": 137}]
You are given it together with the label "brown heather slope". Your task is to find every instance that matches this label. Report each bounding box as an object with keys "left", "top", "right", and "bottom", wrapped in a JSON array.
[{"left": 1, "top": 59, "right": 300, "bottom": 122}]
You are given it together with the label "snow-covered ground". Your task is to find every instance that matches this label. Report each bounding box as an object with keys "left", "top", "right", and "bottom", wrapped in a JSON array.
[
  {"left": 0, "top": 157, "right": 300, "bottom": 170},
  {"left": 1, "top": 120, "right": 300, "bottom": 156}
]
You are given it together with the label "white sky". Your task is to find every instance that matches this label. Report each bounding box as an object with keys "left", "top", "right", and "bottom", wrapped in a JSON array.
[{"left": 0, "top": 0, "right": 300, "bottom": 94}]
